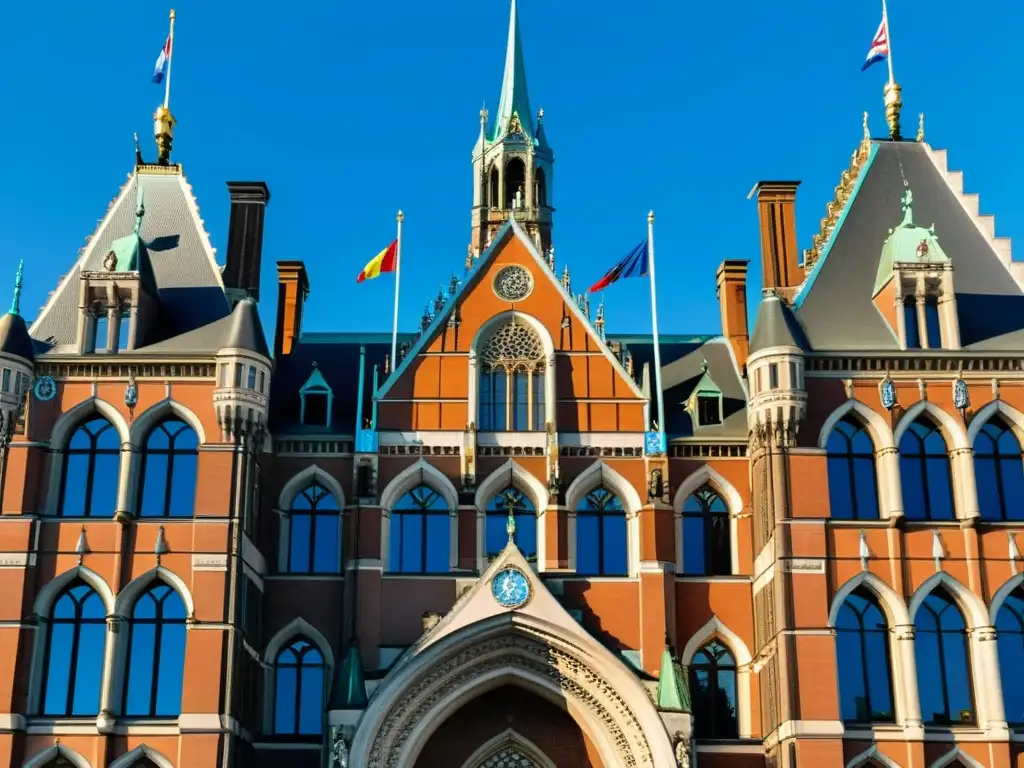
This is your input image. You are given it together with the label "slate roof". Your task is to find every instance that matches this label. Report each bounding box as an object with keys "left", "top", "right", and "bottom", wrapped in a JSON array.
[
  {"left": 794, "top": 140, "right": 1024, "bottom": 351},
  {"left": 30, "top": 168, "right": 229, "bottom": 352},
  {"left": 750, "top": 293, "right": 808, "bottom": 354},
  {"left": 0, "top": 313, "right": 35, "bottom": 361},
  {"left": 138, "top": 296, "right": 270, "bottom": 357}
]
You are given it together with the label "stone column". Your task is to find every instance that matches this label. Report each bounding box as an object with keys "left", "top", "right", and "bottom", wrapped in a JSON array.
[
  {"left": 97, "top": 615, "right": 124, "bottom": 732},
  {"left": 915, "top": 293, "right": 929, "bottom": 349},
  {"left": 971, "top": 625, "right": 1010, "bottom": 733},
  {"left": 892, "top": 624, "right": 924, "bottom": 731},
  {"left": 876, "top": 446, "right": 904, "bottom": 519},
  {"left": 950, "top": 447, "right": 980, "bottom": 520}
]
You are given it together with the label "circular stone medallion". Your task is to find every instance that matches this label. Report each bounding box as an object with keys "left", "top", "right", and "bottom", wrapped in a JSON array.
[
  {"left": 491, "top": 566, "right": 531, "bottom": 609},
  {"left": 493, "top": 265, "right": 534, "bottom": 302},
  {"left": 33, "top": 376, "right": 56, "bottom": 402}
]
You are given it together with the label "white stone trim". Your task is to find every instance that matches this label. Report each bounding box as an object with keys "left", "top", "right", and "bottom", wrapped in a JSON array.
[
  {"left": 113, "top": 566, "right": 196, "bottom": 619},
  {"left": 474, "top": 459, "right": 550, "bottom": 572},
  {"left": 262, "top": 617, "right": 334, "bottom": 734},
  {"left": 930, "top": 746, "right": 986, "bottom": 768},
  {"left": 989, "top": 572, "right": 1024, "bottom": 625},
  {"left": 457, "top": 728, "right": 557, "bottom": 768},
  {"left": 828, "top": 571, "right": 912, "bottom": 627},
  {"left": 894, "top": 400, "right": 970, "bottom": 451},
  {"left": 845, "top": 744, "right": 902, "bottom": 768},
  {"left": 379, "top": 459, "right": 460, "bottom": 573},
  {"left": 908, "top": 571, "right": 989, "bottom": 628},
  {"left": 672, "top": 464, "right": 742, "bottom": 575},
  {"left": 22, "top": 744, "right": 93, "bottom": 768},
  {"left": 563, "top": 460, "right": 643, "bottom": 577},
  {"left": 818, "top": 399, "right": 896, "bottom": 450},
  {"left": 276, "top": 465, "right": 346, "bottom": 573},
  {"left": 109, "top": 745, "right": 175, "bottom": 768},
  {"left": 129, "top": 398, "right": 207, "bottom": 448},
  {"left": 966, "top": 399, "right": 1024, "bottom": 446},
  {"left": 679, "top": 615, "right": 753, "bottom": 738}
]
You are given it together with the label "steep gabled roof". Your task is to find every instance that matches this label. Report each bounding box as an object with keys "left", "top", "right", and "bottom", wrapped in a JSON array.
[
  {"left": 139, "top": 295, "right": 269, "bottom": 357},
  {"left": 750, "top": 293, "right": 808, "bottom": 353},
  {"left": 794, "top": 140, "right": 1024, "bottom": 351}
]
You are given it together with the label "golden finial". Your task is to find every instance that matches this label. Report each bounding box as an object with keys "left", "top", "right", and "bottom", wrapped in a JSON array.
[
  {"left": 883, "top": 82, "right": 903, "bottom": 141},
  {"left": 863, "top": 111, "right": 870, "bottom": 140},
  {"left": 153, "top": 106, "right": 176, "bottom": 166},
  {"left": 647, "top": 210, "right": 655, "bottom": 224},
  {"left": 537, "top": 107, "right": 544, "bottom": 121},
  {"left": 916, "top": 113, "right": 925, "bottom": 142},
  {"left": 170, "top": 8, "right": 176, "bottom": 20},
  {"left": 397, "top": 209, "right": 404, "bottom": 223},
  {"left": 480, "top": 103, "right": 488, "bottom": 124}
]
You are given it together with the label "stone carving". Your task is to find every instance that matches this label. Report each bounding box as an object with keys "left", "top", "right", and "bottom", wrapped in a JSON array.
[
  {"left": 493, "top": 265, "right": 534, "bottom": 303},
  {"left": 331, "top": 727, "right": 350, "bottom": 768},
  {"left": 673, "top": 733, "right": 691, "bottom": 768},
  {"left": 481, "top": 747, "right": 540, "bottom": 768},
  {"left": 647, "top": 468, "right": 664, "bottom": 503}
]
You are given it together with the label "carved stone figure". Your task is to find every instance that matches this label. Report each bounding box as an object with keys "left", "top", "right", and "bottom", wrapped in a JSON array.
[
  {"left": 673, "top": 734, "right": 691, "bottom": 768},
  {"left": 331, "top": 728, "right": 349, "bottom": 768},
  {"left": 648, "top": 468, "right": 664, "bottom": 503}
]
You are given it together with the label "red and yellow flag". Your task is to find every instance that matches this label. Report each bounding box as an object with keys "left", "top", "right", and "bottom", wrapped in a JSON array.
[{"left": 356, "top": 239, "right": 399, "bottom": 283}]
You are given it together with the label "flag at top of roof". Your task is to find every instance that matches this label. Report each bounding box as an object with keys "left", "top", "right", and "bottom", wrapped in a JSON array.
[
  {"left": 862, "top": 14, "right": 889, "bottom": 71},
  {"left": 152, "top": 35, "right": 172, "bottom": 84}
]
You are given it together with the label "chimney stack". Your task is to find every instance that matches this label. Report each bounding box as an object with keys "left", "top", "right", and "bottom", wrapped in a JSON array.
[
  {"left": 275, "top": 261, "right": 309, "bottom": 357},
  {"left": 716, "top": 260, "right": 749, "bottom": 369},
  {"left": 751, "top": 181, "right": 802, "bottom": 302},
  {"left": 224, "top": 182, "right": 271, "bottom": 303}
]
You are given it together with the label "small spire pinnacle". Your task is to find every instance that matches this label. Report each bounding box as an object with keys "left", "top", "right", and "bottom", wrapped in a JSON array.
[
  {"left": 916, "top": 112, "right": 925, "bottom": 142},
  {"left": 884, "top": 82, "right": 903, "bottom": 140},
  {"left": 133, "top": 132, "right": 144, "bottom": 166},
  {"left": 9, "top": 260, "right": 23, "bottom": 316},
  {"left": 863, "top": 111, "right": 870, "bottom": 140},
  {"left": 133, "top": 189, "right": 146, "bottom": 236},
  {"left": 648, "top": 209, "right": 655, "bottom": 224}
]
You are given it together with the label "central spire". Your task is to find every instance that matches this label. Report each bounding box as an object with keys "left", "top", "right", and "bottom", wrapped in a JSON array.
[{"left": 494, "top": 0, "right": 533, "bottom": 140}]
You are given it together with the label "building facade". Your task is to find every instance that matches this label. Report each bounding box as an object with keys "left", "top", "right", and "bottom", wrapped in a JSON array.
[{"left": 3, "top": 4, "right": 1024, "bottom": 768}]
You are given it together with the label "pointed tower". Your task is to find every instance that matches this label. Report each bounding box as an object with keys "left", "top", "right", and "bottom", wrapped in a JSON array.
[{"left": 470, "top": 0, "right": 554, "bottom": 258}]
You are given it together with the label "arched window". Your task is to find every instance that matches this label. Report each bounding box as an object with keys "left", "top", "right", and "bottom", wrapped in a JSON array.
[
  {"left": 974, "top": 417, "right": 1024, "bottom": 521},
  {"left": 826, "top": 417, "right": 879, "bottom": 519},
  {"left": 478, "top": 321, "right": 546, "bottom": 432},
  {"left": 834, "top": 588, "right": 895, "bottom": 722},
  {"left": 388, "top": 485, "right": 450, "bottom": 574},
  {"left": 123, "top": 582, "right": 187, "bottom": 717},
  {"left": 40, "top": 581, "right": 106, "bottom": 716},
  {"left": 489, "top": 166, "right": 500, "bottom": 209},
  {"left": 688, "top": 641, "right": 738, "bottom": 739},
  {"left": 273, "top": 638, "right": 325, "bottom": 735},
  {"left": 138, "top": 418, "right": 199, "bottom": 517},
  {"left": 995, "top": 587, "right": 1024, "bottom": 724},
  {"left": 681, "top": 486, "right": 731, "bottom": 576},
  {"left": 286, "top": 483, "right": 341, "bottom": 574},
  {"left": 899, "top": 417, "right": 954, "bottom": 520},
  {"left": 60, "top": 417, "right": 120, "bottom": 517},
  {"left": 504, "top": 157, "right": 526, "bottom": 210},
  {"left": 575, "top": 487, "right": 627, "bottom": 576},
  {"left": 480, "top": 747, "right": 541, "bottom": 768},
  {"left": 536, "top": 167, "right": 548, "bottom": 207},
  {"left": 486, "top": 487, "right": 536, "bottom": 562},
  {"left": 914, "top": 589, "right": 974, "bottom": 725}
]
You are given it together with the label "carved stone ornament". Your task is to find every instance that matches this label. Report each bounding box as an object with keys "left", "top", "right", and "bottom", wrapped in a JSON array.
[
  {"left": 493, "top": 264, "right": 534, "bottom": 303},
  {"left": 647, "top": 468, "right": 664, "bottom": 503},
  {"left": 331, "top": 727, "right": 350, "bottom": 768},
  {"left": 673, "top": 733, "right": 691, "bottom": 768},
  {"left": 103, "top": 250, "right": 118, "bottom": 271}
]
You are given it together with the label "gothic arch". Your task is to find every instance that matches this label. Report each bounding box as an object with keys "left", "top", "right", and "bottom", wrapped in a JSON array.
[
  {"left": 458, "top": 729, "right": 557, "bottom": 768},
  {"left": 380, "top": 460, "right": 461, "bottom": 572},
  {"left": 262, "top": 617, "right": 335, "bottom": 733},
  {"left": 894, "top": 400, "right": 969, "bottom": 451},
  {"left": 50, "top": 396, "right": 131, "bottom": 448},
  {"left": 672, "top": 465, "right": 743, "bottom": 575},
  {"left": 33, "top": 565, "right": 115, "bottom": 617},
  {"left": 989, "top": 571, "right": 1024, "bottom": 625},
  {"left": 818, "top": 399, "right": 895, "bottom": 450},
  {"left": 129, "top": 398, "right": 207, "bottom": 448},
  {"left": 563, "top": 460, "right": 643, "bottom": 576},
  {"left": 828, "top": 571, "right": 912, "bottom": 628},
  {"left": 966, "top": 399, "right": 1024, "bottom": 445},
  {"left": 907, "top": 571, "right": 989, "bottom": 629},
  {"left": 277, "top": 464, "right": 346, "bottom": 510},
  {"left": 929, "top": 747, "right": 985, "bottom": 768},
  {"left": 22, "top": 744, "right": 93, "bottom": 768},
  {"left": 846, "top": 745, "right": 902, "bottom": 768},
  {"left": 113, "top": 566, "right": 195, "bottom": 619},
  {"left": 109, "top": 745, "right": 175, "bottom": 768},
  {"left": 679, "top": 615, "right": 753, "bottom": 738},
  {"left": 474, "top": 460, "right": 550, "bottom": 571}
]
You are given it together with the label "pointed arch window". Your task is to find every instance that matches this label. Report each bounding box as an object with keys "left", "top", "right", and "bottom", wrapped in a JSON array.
[
  {"left": 273, "top": 637, "right": 324, "bottom": 735},
  {"left": 899, "top": 417, "right": 955, "bottom": 520},
  {"left": 826, "top": 416, "right": 880, "bottom": 520},
  {"left": 123, "top": 582, "right": 187, "bottom": 717},
  {"left": 478, "top": 321, "right": 546, "bottom": 432},
  {"left": 388, "top": 485, "right": 450, "bottom": 574},
  {"left": 480, "top": 747, "right": 541, "bottom": 768},
  {"left": 40, "top": 581, "right": 106, "bottom": 716},
  {"left": 681, "top": 486, "right": 731, "bottom": 576},
  {"left": 286, "top": 483, "right": 341, "bottom": 574},
  {"left": 138, "top": 417, "right": 199, "bottom": 517},
  {"left": 486, "top": 487, "right": 536, "bottom": 562},
  {"left": 575, "top": 487, "right": 627, "bottom": 576},
  {"left": 60, "top": 417, "right": 120, "bottom": 517},
  {"left": 914, "top": 588, "right": 974, "bottom": 724},
  {"left": 995, "top": 587, "right": 1024, "bottom": 724},
  {"left": 689, "top": 641, "right": 738, "bottom": 739},
  {"left": 974, "top": 417, "right": 1024, "bottom": 521},
  {"left": 835, "top": 588, "right": 895, "bottom": 722}
]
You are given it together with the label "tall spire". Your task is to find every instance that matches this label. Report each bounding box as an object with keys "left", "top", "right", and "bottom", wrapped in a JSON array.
[
  {"left": 494, "top": 0, "right": 533, "bottom": 139},
  {"left": 9, "top": 260, "right": 23, "bottom": 316}
]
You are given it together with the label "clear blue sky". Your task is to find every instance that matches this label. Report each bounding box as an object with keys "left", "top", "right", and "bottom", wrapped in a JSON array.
[{"left": 1, "top": 1, "right": 1022, "bottom": 340}]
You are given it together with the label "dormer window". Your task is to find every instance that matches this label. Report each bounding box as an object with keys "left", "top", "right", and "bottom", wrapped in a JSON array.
[
  {"left": 696, "top": 395, "right": 722, "bottom": 426},
  {"left": 686, "top": 359, "right": 724, "bottom": 430},
  {"left": 299, "top": 362, "right": 333, "bottom": 428},
  {"left": 93, "top": 309, "right": 109, "bottom": 353}
]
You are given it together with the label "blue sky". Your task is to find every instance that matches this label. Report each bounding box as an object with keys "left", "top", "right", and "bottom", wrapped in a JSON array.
[{"left": 1, "top": 1, "right": 1022, "bottom": 339}]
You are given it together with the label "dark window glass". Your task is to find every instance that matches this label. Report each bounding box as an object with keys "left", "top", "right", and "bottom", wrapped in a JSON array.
[
  {"left": 681, "top": 486, "right": 731, "bottom": 576},
  {"left": 247, "top": 367, "right": 257, "bottom": 390},
  {"left": 575, "top": 487, "right": 627, "bottom": 576},
  {"left": 768, "top": 364, "right": 778, "bottom": 390},
  {"left": 233, "top": 364, "right": 242, "bottom": 387},
  {"left": 388, "top": 485, "right": 450, "bottom": 574},
  {"left": 914, "top": 589, "right": 974, "bottom": 725},
  {"left": 273, "top": 638, "right": 324, "bottom": 735},
  {"left": 485, "top": 487, "right": 536, "bottom": 562},
  {"left": 303, "top": 393, "right": 330, "bottom": 427},
  {"left": 286, "top": 483, "right": 340, "bottom": 574},
  {"left": 60, "top": 418, "right": 120, "bottom": 517},
  {"left": 996, "top": 588, "right": 1024, "bottom": 725},
  {"left": 532, "top": 371, "right": 545, "bottom": 430},
  {"left": 1, "top": 369, "right": 10, "bottom": 392},
  {"left": 479, "top": 370, "right": 508, "bottom": 431},
  {"left": 696, "top": 395, "right": 721, "bottom": 426},
  {"left": 904, "top": 296, "right": 920, "bottom": 349},
  {"left": 138, "top": 418, "right": 199, "bottom": 518},
  {"left": 974, "top": 417, "right": 1024, "bottom": 521},
  {"left": 826, "top": 417, "right": 879, "bottom": 520},
  {"left": 835, "top": 588, "right": 895, "bottom": 722},
  {"left": 40, "top": 581, "right": 106, "bottom": 716},
  {"left": 511, "top": 370, "right": 530, "bottom": 431},
  {"left": 117, "top": 310, "right": 131, "bottom": 351},
  {"left": 94, "top": 314, "right": 109, "bottom": 353},
  {"left": 123, "top": 583, "right": 187, "bottom": 717},
  {"left": 899, "top": 418, "right": 954, "bottom": 520},
  {"left": 689, "top": 641, "right": 738, "bottom": 739},
  {"left": 924, "top": 297, "right": 942, "bottom": 348},
  {"left": 259, "top": 370, "right": 266, "bottom": 393}
]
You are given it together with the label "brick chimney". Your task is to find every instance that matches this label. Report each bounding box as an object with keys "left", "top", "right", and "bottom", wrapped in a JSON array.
[
  {"left": 751, "top": 181, "right": 802, "bottom": 302},
  {"left": 223, "top": 182, "right": 271, "bottom": 303},
  {"left": 275, "top": 261, "right": 309, "bottom": 357},
  {"left": 716, "top": 260, "right": 749, "bottom": 369}
]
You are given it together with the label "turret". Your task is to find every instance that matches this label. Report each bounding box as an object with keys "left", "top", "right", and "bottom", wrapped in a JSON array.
[
  {"left": 0, "top": 262, "right": 34, "bottom": 442},
  {"left": 213, "top": 298, "right": 272, "bottom": 441},
  {"left": 747, "top": 291, "right": 808, "bottom": 445}
]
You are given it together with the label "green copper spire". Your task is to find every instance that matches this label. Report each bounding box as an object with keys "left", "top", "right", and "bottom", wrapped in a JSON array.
[
  {"left": 493, "top": 0, "right": 534, "bottom": 141},
  {"left": 9, "top": 260, "right": 23, "bottom": 316},
  {"left": 656, "top": 645, "right": 691, "bottom": 713},
  {"left": 133, "top": 188, "right": 145, "bottom": 236},
  {"left": 327, "top": 644, "right": 368, "bottom": 710},
  {"left": 872, "top": 186, "right": 951, "bottom": 296}
]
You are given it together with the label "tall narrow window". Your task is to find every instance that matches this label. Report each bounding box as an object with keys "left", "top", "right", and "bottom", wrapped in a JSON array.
[
  {"left": 60, "top": 418, "right": 120, "bottom": 517},
  {"left": 94, "top": 313, "right": 109, "bottom": 353},
  {"left": 996, "top": 588, "right": 1024, "bottom": 725},
  {"left": 117, "top": 308, "right": 131, "bottom": 351},
  {"left": 512, "top": 369, "right": 529, "bottom": 430},
  {"left": 486, "top": 487, "right": 536, "bottom": 562},
  {"left": 247, "top": 366, "right": 257, "bottom": 390},
  {"left": 835, "top": 588, "right": 895, "bottom": 722},
  {"left": 575, "top": 487, "right": 627, "bottom": 576},
  {"left": 286, "top": 483, "right": 341, "bottom": 574},
  {"left": 899, "top": 417, "right": 954, "bottom": 520},
  {"left": 138, "top": 418, "right": 199, "bottom": 517},
  {"left": 914, "top": 589, "right": 974, "bottom": 725},
  {"left": 40, "top": 581, "right": 106, "bottom": 716},
  {"left": 123, "top": 583, "right": 187, "bottom": 717},
  {"left": 681, "top": 486, "right": 731, "bottom": 575},
  {"left": 924, "top": 297, "right": 942, "bottom": 348},
  {"left": 388, "top": 485, "right": 450, "bottom": 574},
  {"left": 477, "top": 321, "right": 545, "bottom": 432},
  {"left": 826, "top": 417, "right": 880, "bottom": 520},
  {"left": 904, "top": 296, "right": 921, "bottom": 349},
  {"left": 768, "top": 364, "right": 779, "bottom": 390},
  {"left": 688, "top": 641, "right": 738, "bottom": 739},
  {"left": 532, "top": 371, "right": 545, "bottom": 429},
  {"left": 974, "top": 417, "right": 1024, "bottom": 521},
  {"left": 274, "top": 638, "right": 324, "bottom": 735}
]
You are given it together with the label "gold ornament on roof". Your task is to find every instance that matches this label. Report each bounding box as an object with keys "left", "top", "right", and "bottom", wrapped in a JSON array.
[
  {"left": 507, "top": 111, "right": 523, "bottom": 135},
  {"left": 917, "top": 113, "right": 925, "bottom": 143},
  {"left": 884, "top": 81, "right": 903, "bottom": 141},
  {"left": 863, "top": 111, "right": 870, "bottom": 140}
]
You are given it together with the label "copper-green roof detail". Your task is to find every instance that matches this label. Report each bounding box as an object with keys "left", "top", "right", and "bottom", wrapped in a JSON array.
[
  {"left": 492, "top": 0, "right": 533, "bottom": 141},
  {"left": 300, "top": 362, "right": 332, "bottom": 394},
  {"left": 327, "top": 644, "right": 368, "bottom": 710},
  {"left": 656, "top": 646, "right": 691, "bottom": 713},
  {"left": 873, "top": 187, "right": 951, "bottom": 296},
  {"left": 9, "top": 260, "right": 23, "bottom": 316}
]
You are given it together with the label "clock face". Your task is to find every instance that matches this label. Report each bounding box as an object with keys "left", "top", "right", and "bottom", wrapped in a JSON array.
[
  {"left": 33, "top": 376, "right": 56, "bottom": 402},
  {"left": 491, "top": 566, "right": 531, "bottom": 609}
]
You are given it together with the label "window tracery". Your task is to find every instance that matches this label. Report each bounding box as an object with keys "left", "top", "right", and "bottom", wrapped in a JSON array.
[
  {"left": 478, "top": 320, "right": 546, "bottom": 432},
  {"left": 478, "top": 747, "right": 540, "bottom": 768}
]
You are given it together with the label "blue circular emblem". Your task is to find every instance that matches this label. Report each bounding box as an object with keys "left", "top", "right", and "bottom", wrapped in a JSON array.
[
  {"left": 33, "top": 376, "right": 56, "bottom": 402},
  {"left": 491, "top": 566, "right": 531, "bottom": 609}
]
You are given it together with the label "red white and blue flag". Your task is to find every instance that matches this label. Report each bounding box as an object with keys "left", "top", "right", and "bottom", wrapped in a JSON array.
[
  {"left": 588, "top": 240, "right": 649, "bottom": 293},
  {"left": 152, "top": 37, "right": 172, "bottom": 84},
  {"left": 862, "top": 17, "right": 889, "bottom": 71}
]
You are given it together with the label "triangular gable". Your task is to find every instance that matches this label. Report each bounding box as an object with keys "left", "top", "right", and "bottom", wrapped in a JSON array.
[
  {"left": 375, "top": 218, "right": 644, "bottom": 401},
  {"left": 300, "top": 364, "right": 332, "bottom": 394}
]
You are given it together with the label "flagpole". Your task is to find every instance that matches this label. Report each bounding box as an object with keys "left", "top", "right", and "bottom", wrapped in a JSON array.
[
  {"left": 647, "top": 210, "right": 665, "bottom": 438},
  {"left": 164, "top": 9, "right": 176, "bottom": 110},
  {"left": 881, "top": 0, "right": 894, "bottom": 86},
  {"left": 391, "top": 210, "right": 404, "bottom": 366}
]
